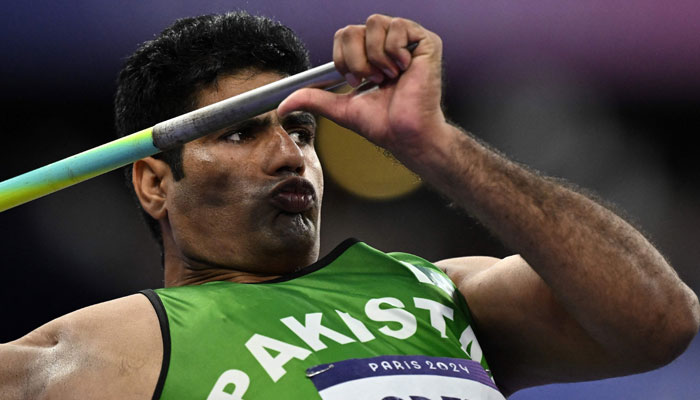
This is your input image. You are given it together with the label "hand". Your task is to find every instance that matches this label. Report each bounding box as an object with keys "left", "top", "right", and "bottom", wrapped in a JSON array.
[{"left": 278, "top": 15, "right": 446, "bottom": 161}]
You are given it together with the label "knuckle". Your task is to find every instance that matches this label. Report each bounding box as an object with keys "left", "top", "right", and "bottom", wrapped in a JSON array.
[
  {"left": 342, "top": 25, "right": 364, "bottom": 42},
  {"left": 389, "top": 17, "right": 407, "bottom": 29},
  {"left": 429, "top": 32, "right": 443, "bottom": 47},
  {"left": 366, "top": 13, "right": 388, "bottom": 26},
  {"left": 389, "top": 17, "right": 422, "bottom": 32}
]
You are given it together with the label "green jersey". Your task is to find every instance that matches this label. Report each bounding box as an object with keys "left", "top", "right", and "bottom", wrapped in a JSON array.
[{"left": 142, "top": 239, "right": 505, "bottom": 399}]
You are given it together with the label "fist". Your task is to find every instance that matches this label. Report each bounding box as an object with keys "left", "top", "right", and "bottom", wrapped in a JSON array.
[{"left": 279, "top": 15, "right": 445, "bottom": 161}]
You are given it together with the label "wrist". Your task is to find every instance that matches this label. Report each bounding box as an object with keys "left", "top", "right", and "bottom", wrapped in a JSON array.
[{"left": 392, "top": 121, "right": 464, "bottom": 176}]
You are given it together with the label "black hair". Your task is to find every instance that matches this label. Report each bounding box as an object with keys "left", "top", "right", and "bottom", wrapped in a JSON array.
[{"left": 114, "top": 11, "right": 311, "bottom": 251}]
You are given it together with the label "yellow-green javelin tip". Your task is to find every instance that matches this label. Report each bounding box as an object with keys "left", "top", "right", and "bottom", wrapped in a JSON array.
[{"left": 0, "top": 127, "right": 157, "bottom": 212}]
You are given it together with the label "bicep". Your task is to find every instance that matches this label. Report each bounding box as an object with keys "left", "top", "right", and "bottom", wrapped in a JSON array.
[
  {"left": 438, "top": 255, "right": 614, "bottom": 395},
  {"left": 0, "top": 294, "right": 163, "bottom": 400}
]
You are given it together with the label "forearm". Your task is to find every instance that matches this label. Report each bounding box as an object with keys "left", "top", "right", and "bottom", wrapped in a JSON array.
[{"left": 401, "top": 122, "right": 700, "bottom": 364}]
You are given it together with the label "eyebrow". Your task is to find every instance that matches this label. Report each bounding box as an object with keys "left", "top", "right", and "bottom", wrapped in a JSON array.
[
  {"left": 226, "top": 116, "right": 271, "bottom": 133},
  {"left": 224, "top": 112, "right": 316, "bottom": 133},
  {"left": 281, "top": 111, "right": 317, "bottom": 129}
]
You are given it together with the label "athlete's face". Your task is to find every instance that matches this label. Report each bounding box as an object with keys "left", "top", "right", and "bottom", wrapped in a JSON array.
[{"left": 164, "top": 70, "right": 323, "bottom": 274}]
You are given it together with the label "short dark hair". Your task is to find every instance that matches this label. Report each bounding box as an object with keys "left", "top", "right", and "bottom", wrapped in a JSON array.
[{"left": 114, "top": 11, "right": 311, "bottom": 250}]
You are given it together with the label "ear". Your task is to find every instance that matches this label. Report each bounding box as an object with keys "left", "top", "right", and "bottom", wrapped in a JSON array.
[{"left": 132, "top": 157, "right": 172, "bottom": 220}]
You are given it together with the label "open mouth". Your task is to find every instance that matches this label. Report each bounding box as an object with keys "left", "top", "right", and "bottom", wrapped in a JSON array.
[{"left": 269, "top": 177, "right": 316, "bottom": 213}]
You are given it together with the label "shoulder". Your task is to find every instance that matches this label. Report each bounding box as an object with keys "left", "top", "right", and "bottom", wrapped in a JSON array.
[
  {"left": 435, "top": 255, "right": 525, "bottom": 286},
  {"left": 432, "top": 255, "right": 616, "bottom": 395},
  {"left": 1, "top": 293, "right": 162, "bottom": 400}
]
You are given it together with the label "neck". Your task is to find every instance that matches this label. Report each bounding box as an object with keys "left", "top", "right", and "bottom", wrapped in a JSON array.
[
  {"left": 163, "top": 260, "right": 282, "bottom": 286},
  {"left": 159, "top": 224, "right": 319, "bottom": 287}
]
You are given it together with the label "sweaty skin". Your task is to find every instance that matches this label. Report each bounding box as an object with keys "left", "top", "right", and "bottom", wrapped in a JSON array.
[
  {"left": 137, "top": 70, "right": 325, "bottom": 286},
  {"left": 1, "top": 14, "right": 698, "bottom": 400}
]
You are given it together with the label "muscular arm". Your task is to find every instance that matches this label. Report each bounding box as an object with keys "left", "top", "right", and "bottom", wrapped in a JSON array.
[
  {"left": 0, "top": 294, "right": 162, "bottom": 399},
  {"left": 427, "top": 126, "right": 699, "bottom": 392},
  {"left": 279, "top": 14, "right": 700, "bottom": 395}
]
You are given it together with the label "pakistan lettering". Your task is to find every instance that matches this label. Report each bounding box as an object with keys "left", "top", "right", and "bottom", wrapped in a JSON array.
[
  {"left": 248, "top": 296, "right": 468, "bottom": 382},
  {"left": 208, "top": 296, "right": 483, "bottom": 399}
]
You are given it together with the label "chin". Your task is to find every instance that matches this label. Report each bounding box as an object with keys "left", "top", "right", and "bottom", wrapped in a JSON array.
[
  {"left": 253, "top": 217, "right": 320, "bottom": 271},
  {"left": 274, "top": 211, "right": 319, "bottom": 241},
  {"left": 273, "top": 226, "right": 319, "bottom": 256}
]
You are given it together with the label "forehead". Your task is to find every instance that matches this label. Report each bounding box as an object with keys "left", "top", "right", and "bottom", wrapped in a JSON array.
[
  {"left": 189, "top": 69, "right": 317, "bottom": 148},
  {"left": 195, "top": 69, "right": 284, "bottom": 108}
]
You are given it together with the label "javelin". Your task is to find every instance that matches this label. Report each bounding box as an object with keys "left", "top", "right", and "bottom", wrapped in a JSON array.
[{"left": 0, "top": 62, "right": 349, "bottom": 213}]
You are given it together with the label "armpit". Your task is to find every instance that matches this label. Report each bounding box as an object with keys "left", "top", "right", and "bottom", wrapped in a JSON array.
[{"left": 434, "top": 255, "right": 503, "bottom": 286}]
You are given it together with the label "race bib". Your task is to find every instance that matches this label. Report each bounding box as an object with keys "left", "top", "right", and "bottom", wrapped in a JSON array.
[{"left": 306, "top": 355, "right": 505, "bottom": 400}]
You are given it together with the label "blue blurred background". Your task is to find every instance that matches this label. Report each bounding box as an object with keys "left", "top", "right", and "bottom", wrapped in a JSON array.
[{"left": 1, "top": 1, "right": 698, "bottom": 398}]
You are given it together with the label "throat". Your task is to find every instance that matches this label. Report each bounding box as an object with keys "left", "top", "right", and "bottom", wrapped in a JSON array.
[
  {"left": 163, "top": 264, "right": 282, "bottom": 287},
  {"left": 158, "top": 220, "right": 320, "bottom": 287}
]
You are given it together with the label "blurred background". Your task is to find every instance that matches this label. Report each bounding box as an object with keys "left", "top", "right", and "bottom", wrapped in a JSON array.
[{"left": 1, "top": 1, "right": 698, "bottom": 398}]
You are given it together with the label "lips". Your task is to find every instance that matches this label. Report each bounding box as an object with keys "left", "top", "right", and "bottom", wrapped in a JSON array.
[{"left": 270, "top": 177, "right": 316, "bottom": 213}]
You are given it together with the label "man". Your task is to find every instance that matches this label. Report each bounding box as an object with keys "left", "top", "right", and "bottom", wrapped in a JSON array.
[{"left": 1, "top": 11, "right": 698, "bottom": 400}]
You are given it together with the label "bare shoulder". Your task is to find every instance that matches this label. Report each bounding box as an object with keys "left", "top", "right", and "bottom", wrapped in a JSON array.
[
  {"left": 436, "top": 255, "right": 539, "bottom": 299},
  {"left": 434, "top": 255, "right": 616, "bottom": 395},
  {"left": 1, "top": 293, "right": 162, "bottom": 400},
  {"left": 435, "top": 255, "right": 508, "bottom": 282}
]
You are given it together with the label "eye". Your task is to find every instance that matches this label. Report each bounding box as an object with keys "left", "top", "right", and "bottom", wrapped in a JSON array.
[
  {"left": 288, "top": 128, "right": 315, "bottom": 145},
  {"left": 221, "top": 130, "right": 250, "bottom": 143}
]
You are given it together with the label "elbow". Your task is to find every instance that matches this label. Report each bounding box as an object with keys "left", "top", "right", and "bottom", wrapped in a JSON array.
[
  {"left": 670, "top": 289, "right": 700, "bottom": 355},
  {"left": 644, "top": 287, "right": 700, "bottom": 369}
]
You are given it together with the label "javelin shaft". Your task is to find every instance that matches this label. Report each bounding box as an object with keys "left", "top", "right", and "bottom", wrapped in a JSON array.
[{"left": 0, "top": 62, "right": 343, "bottom": 213}]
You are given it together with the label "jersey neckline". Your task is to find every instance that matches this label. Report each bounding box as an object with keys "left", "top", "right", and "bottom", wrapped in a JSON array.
[{"left": 254, "top": 238, "right": 359, "bottom": 284}]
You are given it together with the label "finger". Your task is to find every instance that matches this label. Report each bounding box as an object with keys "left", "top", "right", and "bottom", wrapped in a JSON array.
[
  {"left": 338, "top": 25, "right": 383, "bottom": 86},
  {"left": 385, "top": 18, "right": 427, "bottom": 71},
  {"left": 365, "top": 14, "right": 398, "bottom": 79},
  {"left": 332, "top": 28, "right": 349, "bottom": 79},
  {"left": 278, "top": 88, "right": 348, "bottom": 124}
]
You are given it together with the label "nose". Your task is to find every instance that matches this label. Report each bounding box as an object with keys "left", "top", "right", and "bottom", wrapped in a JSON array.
[{"left": 263, "top": 127, "right": 306, "bottom": 176}]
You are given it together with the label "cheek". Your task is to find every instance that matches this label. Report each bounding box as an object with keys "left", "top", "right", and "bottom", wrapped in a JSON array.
[
  {"left": 307, "top": 150, "right": 324, "bottom": 197},
  {"left": 167, "top": 164, "right": 256, "bottom": 250},
  {"left": 174, "top": 166, "right": 234, "bottom": 210},
  {"left": 175, "top": 144, "right": 249, "bottom": 209}
]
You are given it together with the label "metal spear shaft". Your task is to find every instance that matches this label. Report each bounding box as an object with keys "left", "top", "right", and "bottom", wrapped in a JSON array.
[{"left": 0, "top": 62, "right": 345, "bottom": 213}]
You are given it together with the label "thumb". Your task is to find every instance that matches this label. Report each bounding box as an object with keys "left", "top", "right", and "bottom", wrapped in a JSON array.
[{"left": 278, "top": 87, "right": 348, "bottom": 121}]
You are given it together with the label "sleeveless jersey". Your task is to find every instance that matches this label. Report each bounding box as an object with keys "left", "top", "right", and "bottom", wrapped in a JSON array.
[{"left": 142, "top": 239, "right": 505, "bottom": 400}]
